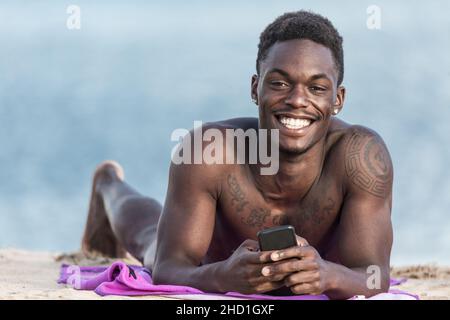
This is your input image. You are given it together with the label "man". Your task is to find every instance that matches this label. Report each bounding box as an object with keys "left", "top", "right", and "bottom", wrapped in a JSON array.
[{"left": 81, "top": 11, "right": 393, "bottom": 299}]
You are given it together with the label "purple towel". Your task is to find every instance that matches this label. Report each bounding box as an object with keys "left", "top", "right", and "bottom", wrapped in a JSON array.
[{"left": 57, "top": 261, "right": 419, "bottom": 300}]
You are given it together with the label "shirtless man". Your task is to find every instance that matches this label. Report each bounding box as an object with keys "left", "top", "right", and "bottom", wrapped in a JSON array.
[{"left": 81, "top": 11, "right": 393, "bottom": 299}]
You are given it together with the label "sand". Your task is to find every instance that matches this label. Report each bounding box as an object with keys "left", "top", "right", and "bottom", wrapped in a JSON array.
[
  {"left": 0, "top": 248, "right": 449, "bottom": 300},
  {"left": 0, "top": 248, "right": 173, "bottom": 300}
]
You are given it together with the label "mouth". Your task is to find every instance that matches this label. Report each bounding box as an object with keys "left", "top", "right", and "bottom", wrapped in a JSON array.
[{"left": 274, "top": 114, "right": 316, "bottom": 134}]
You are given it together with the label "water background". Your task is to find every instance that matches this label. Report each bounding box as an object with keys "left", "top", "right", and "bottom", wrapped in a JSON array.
[{"left": 1, "top": 0, "right": 449, "bottom": 265}]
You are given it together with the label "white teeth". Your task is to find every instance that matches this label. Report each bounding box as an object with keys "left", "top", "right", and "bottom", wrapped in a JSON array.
[{"left": 279, "top": 116, "right": 311, "bottom": 129}]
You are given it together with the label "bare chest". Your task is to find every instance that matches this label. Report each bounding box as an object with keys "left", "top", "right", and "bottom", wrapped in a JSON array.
[{"left": 206, "top": 170, "right": 343, "bottom": 261}]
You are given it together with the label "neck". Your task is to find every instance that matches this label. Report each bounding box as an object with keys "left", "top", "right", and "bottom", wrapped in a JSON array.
[{"left": 251, "top": 137, "right": 327, "bottom": 203}]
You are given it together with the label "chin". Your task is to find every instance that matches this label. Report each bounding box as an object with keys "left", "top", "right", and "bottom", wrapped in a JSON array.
[{"left": 278, "top": 141, "right": 312, "bottom": 155}]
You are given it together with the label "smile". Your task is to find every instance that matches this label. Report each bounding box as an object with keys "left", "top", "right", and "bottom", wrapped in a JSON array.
[
  {"left": 278, "top": 116, "right": 312, "bottom": 130},
  {"left": 274, "top": 113, "right": 317, "bottom": 134}
]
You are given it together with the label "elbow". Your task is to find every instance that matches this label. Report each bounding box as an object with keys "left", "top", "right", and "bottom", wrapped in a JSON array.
[
  {"left": 380, "top": 275, "right": 390, "bottom": 293},
  {"left": 151, "top": 259, "right": 185, "bottom": 286},
  {"left": 151, "top": 269, "right": 163, "bottom": 285},
  {"left": 366, "top": 272, "right": 390, "bottom": 297},
  {"left": 356, "top": 263, "right": 390, "bottom": 298},
  {"left": 152, "top": 270, "right": 168, "bottom": 286},
  {"left": 151, "top": 255, "right": 199, "bottom": 286},
  {"left": 379, "top": 268, "right": 391, "bottom": 293},
  {"left": 151, "top": 261, "right": 169, "bottom": 285}
]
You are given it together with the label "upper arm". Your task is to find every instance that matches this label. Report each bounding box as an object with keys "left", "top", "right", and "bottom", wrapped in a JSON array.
[
  {"left": 154, "top": 124, "right": 231, "bottom": 269},
  {"left": 154, "top": 160, "right": 220, "bottom": 268},
  {"left": 337, "top": 126, "right": 393, "bottom": 270}
]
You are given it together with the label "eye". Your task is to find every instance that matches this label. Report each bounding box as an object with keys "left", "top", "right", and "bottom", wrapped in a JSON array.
[
  {"left": 270, "top": 81, "right": 289, "bottom": 88},
  {"left": 309, "top": 86, "right": 327, "bottom": 93}
]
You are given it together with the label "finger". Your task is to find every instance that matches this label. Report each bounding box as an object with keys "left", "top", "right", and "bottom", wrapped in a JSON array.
[
  {"left": 289, "top": 282, "right": 321, "bottom": 295},
  {"left": 250, "top": 260, "right": 297, "bottom": 282},
  {"left": 246, "top": 264, "right": 274, "bottom": 279},
  {"left": 244, "top": 250, "right": 274, "bottom": 265},
  {"left": 249, "top": 271, "right": 289, "bottom": 286},
  {"left": 295, "top": 235, "right": 309, "bottom": 247},
  {"left": 260, "top": 258, "right": 298, "bottom": 276},
  {"left": 239, "top": 251, "right": 274, "bottom": 270},
  {"left": 270, "top": 245, "right": 315, "bottom": 262},
  {"left": 264, "top": 272, "right": 291, "bottom": 282},
  {"left": 284, "top": 270, "right": 320, "bottom": 287},
  {"left": 261, "top": 260, "right": 318, "bottom": 277},
  {"left": 253, "top": 279, "right": 286, "bottom": 294}
]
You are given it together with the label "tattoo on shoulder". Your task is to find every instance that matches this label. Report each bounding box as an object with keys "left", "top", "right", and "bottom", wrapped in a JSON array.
[{"left": 345, "top": 130, "right": 393, "bottom": 198}]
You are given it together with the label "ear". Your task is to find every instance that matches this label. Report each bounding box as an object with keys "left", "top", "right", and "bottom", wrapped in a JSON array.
[
  {"left": 251, "top": 74, "right": 259, "bottom": 105},
  {"left": 331, "top": 85, "right": 346, "bottom": 115}
]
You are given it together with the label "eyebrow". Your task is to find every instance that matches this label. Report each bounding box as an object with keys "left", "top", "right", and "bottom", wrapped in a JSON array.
[
  {"left": 266, "top": 68, "right": 291, "bottom": 78},
  {"left": 267, "top": 68, "right": 332, "bottom": 83},
  {"left": 309, "top": 73, "right": 332, "bottom": 82}
]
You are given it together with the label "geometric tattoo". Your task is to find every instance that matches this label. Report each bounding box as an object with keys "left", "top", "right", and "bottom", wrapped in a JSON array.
[{"left": 345, "top": 131, "right": 392, "bottom": 198}]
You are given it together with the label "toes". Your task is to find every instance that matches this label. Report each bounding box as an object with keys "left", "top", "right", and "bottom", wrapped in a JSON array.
[{"left": 95, "top": 160, "right": 125, "bottom": 181}]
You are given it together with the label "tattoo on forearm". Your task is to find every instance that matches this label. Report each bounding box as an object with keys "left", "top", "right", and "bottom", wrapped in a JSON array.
[
  {"left": 345, "top": 131, "right": 392, "bottom": 198},
  {"left": 227, "top": 174, "right": 249, "bottom": 213}
]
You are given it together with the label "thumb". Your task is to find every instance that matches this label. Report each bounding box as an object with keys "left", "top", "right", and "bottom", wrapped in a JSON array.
[{"left": 239, "top": 239, "right": 259, "bottom": 252}]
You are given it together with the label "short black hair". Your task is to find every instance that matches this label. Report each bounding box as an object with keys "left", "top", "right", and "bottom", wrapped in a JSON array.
[{"left": 256, "top": 10, "right": 344, "bottom": 85}]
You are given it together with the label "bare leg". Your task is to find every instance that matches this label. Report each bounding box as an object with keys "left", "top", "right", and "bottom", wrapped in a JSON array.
[{"left": 81, "top": 161, "right": 161, "bottom": 268}]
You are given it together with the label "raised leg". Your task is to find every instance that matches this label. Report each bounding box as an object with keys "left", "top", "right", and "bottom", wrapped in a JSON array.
[{"left": 81, "top": 161, "right": 161, "bottom": 268}]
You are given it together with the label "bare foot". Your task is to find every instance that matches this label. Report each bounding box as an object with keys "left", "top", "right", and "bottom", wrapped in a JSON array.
[{"left": 81, "top": 161, "right": 127, "bottom": 258}]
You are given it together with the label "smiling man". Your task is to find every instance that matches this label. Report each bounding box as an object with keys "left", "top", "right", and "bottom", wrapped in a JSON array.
[{"left": 81, "top": 11, "right": 393, "bottom": 299}]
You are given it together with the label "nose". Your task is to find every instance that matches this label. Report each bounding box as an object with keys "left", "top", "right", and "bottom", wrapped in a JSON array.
[{"left": 284, "top": 86, "right": 309, "bottom": 109}]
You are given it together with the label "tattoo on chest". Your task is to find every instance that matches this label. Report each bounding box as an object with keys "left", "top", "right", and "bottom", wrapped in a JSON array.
[
  {"left": 227, "top": 174, "right": 337, "bottom": 231},
  {"left": 242, "top": 208, "right": 270, "bottom": 228},
  {"left": 345, "top": 131, "right": 392, "bottom": 198},
  {"left": 295, "top": 198, "right": 336, "bottom": 234},
  {"left": 227, "top": 174, "right": 249, "bottom": 213},
  {"left": 272, "top": 214, "right": 289, "bottom": 226}
]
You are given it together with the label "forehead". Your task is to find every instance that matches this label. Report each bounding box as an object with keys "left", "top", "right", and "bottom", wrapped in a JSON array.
[{"left": 261, "top": 39, "right": 337, "bottom": 83}]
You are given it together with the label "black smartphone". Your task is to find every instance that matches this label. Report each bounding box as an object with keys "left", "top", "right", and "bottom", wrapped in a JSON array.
[{"left": 257, "top": 225, "right": 297, "bottom": 251}]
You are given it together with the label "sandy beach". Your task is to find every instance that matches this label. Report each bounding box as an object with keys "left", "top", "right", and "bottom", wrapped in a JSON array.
[{"left": 0, "top": 248, "right": 449, "bottom": 300}]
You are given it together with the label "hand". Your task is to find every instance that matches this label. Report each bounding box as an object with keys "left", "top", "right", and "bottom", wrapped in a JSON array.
[
  {"left": 219, "top": 239, "right": 291, "bottom": 294},
  {"left": 261, "top": 236, "right": 333, "bottom": 295}
]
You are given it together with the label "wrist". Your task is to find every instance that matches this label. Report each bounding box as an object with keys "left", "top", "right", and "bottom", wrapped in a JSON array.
[
  {"left": 324, "top": 261, "right": 339, "bottom": 292},
  {"left": 207, "top": 260, "right": 229, "bottom": 293}
]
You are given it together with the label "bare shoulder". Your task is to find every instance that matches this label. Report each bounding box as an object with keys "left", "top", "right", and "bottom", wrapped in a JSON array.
[
  {"left": 169, "top": 118, "right": 257, "bottom": 197},
  {"left": 329, "top": 119, "right": 393, "bottom": 199}
]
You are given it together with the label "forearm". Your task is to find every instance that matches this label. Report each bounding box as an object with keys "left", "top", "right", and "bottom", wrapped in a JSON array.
[
  {"left": 152, "top": 260, "right": 228, "bottom": 293},
  {"left": 325, "top": 261, "right": 390, "bottom": 299}
]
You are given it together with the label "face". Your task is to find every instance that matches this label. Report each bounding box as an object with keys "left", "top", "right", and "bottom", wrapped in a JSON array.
[{"left": 251, "top": 39, "right": 345, "bottom": 155}]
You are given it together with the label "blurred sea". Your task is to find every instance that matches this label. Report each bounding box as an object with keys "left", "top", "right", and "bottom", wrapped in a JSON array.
[{"left": 0, "top": 0, "right": 449, "bottom": 265}]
